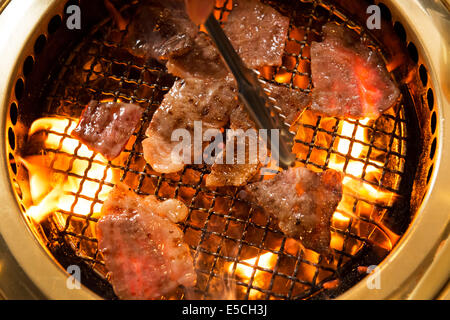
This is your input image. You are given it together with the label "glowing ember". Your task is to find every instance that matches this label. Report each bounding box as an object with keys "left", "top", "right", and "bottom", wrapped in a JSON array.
[
  {"left": 274, "top": 70, "right": 292, "bottom": 84},
  {"left": 322, "top": 279, "right": 340, "bottom": 290},
  {"left": 228, "top": 252, "right": 277, "bottom": 299}
]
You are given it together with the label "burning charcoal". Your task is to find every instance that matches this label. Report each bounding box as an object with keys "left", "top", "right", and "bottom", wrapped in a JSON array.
[
  {"left": 142, "top": 77, "right": 240, "bottom": 173},
  {"left": 310, "top": 23, "right": 400, "bottom": 119},
  {"left": 97, "top": 183, "right": 195, "bottom": 300},
  {"left": 223, "top": 0, "right": 290, "bottom": 68},
  {"left": 238, "top": 167, "right": 343, "bottom": 254},
  {"left": 122, "top": 0, "right": 198, "bottom": 63},
  {"left": 72, "top": 100, "right": 143, "bottom": 160}
]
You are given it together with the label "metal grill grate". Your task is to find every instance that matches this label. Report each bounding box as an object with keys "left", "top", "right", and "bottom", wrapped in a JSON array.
[{"left": 30, "top": 0, "right": 411, "bottom": 299}]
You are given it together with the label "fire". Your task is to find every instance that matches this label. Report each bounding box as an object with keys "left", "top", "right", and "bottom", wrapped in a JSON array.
[
  {"left": 274, "top": 70, "right": 292, "bottom": 84},
  {"left": 328, "top": 118, "right": 380, "bottom": 178},
  {"left": 227, "top": 113, "right": 401, "bottom": 291},
  {"left": 228, "top": 252, "right": 277, "bottom": 299},
  {"left": 22, "top": 117, "right": 115, "bottom": 222},
  {"left": 325, "top": 116, "right": 400, "bottom": 252},
  {"left": 23, "top": 107, "right": 400, "bottom": 295}
]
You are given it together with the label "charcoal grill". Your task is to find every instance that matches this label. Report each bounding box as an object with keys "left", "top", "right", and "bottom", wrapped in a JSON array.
[{"left": 0, "top": 0, "right": 448, "bottom": 300}]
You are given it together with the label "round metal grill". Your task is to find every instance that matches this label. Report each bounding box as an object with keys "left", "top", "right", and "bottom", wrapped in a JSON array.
[{"left": 23, "top": 0, "right": 416, "bottom": 300}]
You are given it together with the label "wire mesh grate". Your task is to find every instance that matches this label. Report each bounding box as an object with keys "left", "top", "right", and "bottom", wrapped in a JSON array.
[{"left": 24, "top": 0, "right": 412, "bottom": 300}]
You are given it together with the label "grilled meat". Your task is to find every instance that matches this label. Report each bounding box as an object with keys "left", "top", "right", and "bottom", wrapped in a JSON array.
[
  {"left": 142, "top": 78, "right": 239, "bottom": 173},
  {"left": 206, "top": 82, "right": 310, "bottom": 187},
  {"left": 310, "top": 23, "right": 400, "bottom": 119},
  {"left": 223, "top": 0, "right": 290, "bottom": 68},
  {"left": 166, "top": 32, "right": 228, "bottom": 80},
  {"left": 131, "top": 0, "right": 304, "bottom": 184},
  {"left": 122, "top": 0, "right": 198, "bottom": 62},
  {"left": 72, "top": 100, "right": 143, "bottom": 160},
  {"left": 238, "top": 167, "right": 343, "bottom": 254},
  {"left": 121, "top": 0, "right": 289, "bottom": 70},
  {"left": 97, "top": 183, "right": 195, "bottom": 300},
  {"left": 206, "top": 105, "right": 260, "bottom": 187},
  {"left": 143, "top": 75, "right": 310, "bottom": 178},
  {"left": 263, "top": 82, "right": 311, "bottom": 125},
  {"left": 168, "top": 0, "right": 293, "bottom": 78}
]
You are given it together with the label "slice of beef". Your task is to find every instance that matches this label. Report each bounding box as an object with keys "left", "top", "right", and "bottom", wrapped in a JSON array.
[
  {"left": 166, "top": 32, "right": 228, "bottom": 80},
  {"left": 122, "top": 0, "right": 198, "bottom": 62},
  {"left": 310, "top": 23, "right": 400, "bottom": 119},
  {"left": 206, "top": 105, "right": 260, "bottom": 187},
  {"left": 97, "top": 183, "right": 195, "bottom": 300},
  {"left": 72, "top": 100, "right": 143, "bottom": 160},
  {"left": 263, "top": 82, "right": 311, "bottom": 125},
  {"left": 142, "top": 78, "right": 240, "bottom": 173},
  {"left": 238, "top": 167, "right": 343, "bottom": 254},
  {"left": 223, "top": 0, "right": 290, "bottom": 68}
]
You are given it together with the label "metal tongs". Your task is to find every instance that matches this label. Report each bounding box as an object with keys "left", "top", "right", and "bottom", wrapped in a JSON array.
[{"left": 204, "top": 14, "right": 296, "bottom": 170}]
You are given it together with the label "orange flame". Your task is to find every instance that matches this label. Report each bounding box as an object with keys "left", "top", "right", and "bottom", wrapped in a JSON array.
[
  {"left": 228, "top": 113, "right": 401, "bottom": 291},
  {"left": 326, "top": 117, "right": 400, "bottom": 252},
  {"left": 228, "top": 252, "right": 277, "bottom": 299},
  {"left": 23, "top": 118, "right": 115, "bottom": 222}
]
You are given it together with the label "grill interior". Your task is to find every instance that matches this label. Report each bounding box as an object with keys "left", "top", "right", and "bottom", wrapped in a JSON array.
[{"left": 6, "top": 0, "right": 437, "bottom": 299}]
